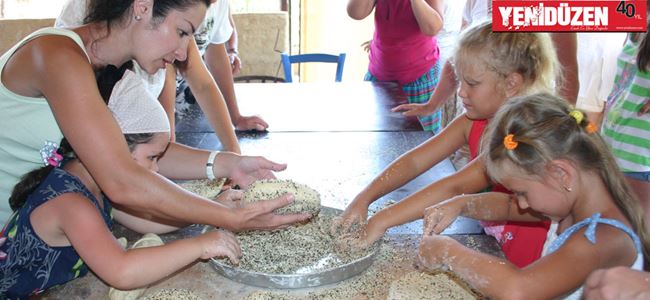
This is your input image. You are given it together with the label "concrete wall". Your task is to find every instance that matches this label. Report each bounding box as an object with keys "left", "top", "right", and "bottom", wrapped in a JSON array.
[
  {"left": 0, "top": 18, "right": 54, "bottom": 54},
  {"left": 232, "top": 12, "right": 289, "bottom": 79}
]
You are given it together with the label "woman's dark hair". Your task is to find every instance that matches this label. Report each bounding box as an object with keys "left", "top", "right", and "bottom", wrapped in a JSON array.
[
  {"left": 9, "top": 61, "right": 154, "bottom": 210},
  {"left": 84, "top": 0, "right": 211, "bottom": 26}
]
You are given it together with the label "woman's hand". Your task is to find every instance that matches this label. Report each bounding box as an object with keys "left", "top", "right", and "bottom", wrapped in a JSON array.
[
  {"left": 423, "top": 197, "right": 464, "bottom": 235},
  {"left": 392, "top": 102, "right": 435, "bottom": 117},
  {"left": 234, "top": 194, "right": 311, "bottom": 231},
  {"left": 218, "top": 154, "right": 286, "bottom": 188},
  {"left": 197, "top": 229, "right": 241, "bottom": 263}
]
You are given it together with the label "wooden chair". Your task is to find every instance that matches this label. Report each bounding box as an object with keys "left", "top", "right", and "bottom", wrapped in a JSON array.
[
  {"left": 280, "top": 52, "right": 346, "bottom": 83},
  {"left": 234, "top": 75, "right": 286, "bottom": 83}
]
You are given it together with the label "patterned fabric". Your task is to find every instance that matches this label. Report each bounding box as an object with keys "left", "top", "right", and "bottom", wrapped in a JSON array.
[
  {"left": 544, "top": 213, "right": 644, "bottom": 300},
  {"left": 0, "top": 168, "right": 113, "bottom": 298},
  {"left": 468, "top": 119, "right": 550, "bottom": 268},
  {"left": 365, "top": 62, "right": 442, "bottom": 133},
  {"left": 602, "top": 37, "right": 650, "bottom": 172},
  {"left": 0, "top": 28, "right": 90, "bottom": 224}
]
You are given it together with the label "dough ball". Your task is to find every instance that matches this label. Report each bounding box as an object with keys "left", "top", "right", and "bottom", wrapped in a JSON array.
[
  {"left": 243, "top": 179, "right": 321, "bottom": 215},
  {"left": 387, "top": 271, "right": 479, "bottom": 300}
]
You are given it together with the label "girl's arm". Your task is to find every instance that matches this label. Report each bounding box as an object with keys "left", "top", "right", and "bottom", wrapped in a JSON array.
[
  {"left": 53, "top": 194, "right": 240, "bottom": 290},
  {"left": 347, "top": 0, "right": 376, "bottom": 20},
  {"left": 411, "top": 0, "right": 444, "bottom": 36},
  {"left": 204, "top": 42, "right": 268, "bottom": 132},
  {"left": 424, "top": 192, "right": 545, "bottom": 235},
  {"left": 177, "top": 39, "right": 241, "bottom": 154},
  {"left": 335, "top": 116, "right": 469, "bottom": 233},
  {"left": 112, "top": 207, "right": 184, "bottom": 235},
  {"left": 11, "top": 35, "right": 302, "bottom": 231},
  {"left": 358, "top": 156, "right": 491, "bottom": 246},
  {"left": 418, "top": 222, "right": 639, "bottom": 300}
]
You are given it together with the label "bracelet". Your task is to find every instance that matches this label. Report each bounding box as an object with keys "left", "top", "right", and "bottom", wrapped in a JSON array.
[
  {"left": 227, "top": 48, "right": 239, "bottom": 55},
  {"left": 206, "top": 151, "right": 219, "bottom": 180}
]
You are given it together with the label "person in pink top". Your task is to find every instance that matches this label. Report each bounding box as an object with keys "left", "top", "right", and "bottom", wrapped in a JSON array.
[{"left": 348, "top": 0, "right": 444, "bottom": 133}]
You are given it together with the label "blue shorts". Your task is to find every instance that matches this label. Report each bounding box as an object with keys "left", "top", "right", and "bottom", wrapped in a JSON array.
[{"left": 625, "top": 171, "right": 650, "bottom": 182}]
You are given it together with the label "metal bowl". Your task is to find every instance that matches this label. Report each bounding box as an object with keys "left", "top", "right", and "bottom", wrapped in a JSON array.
[{"left": 206, "top": 207, "right": 380, "bottom": 289}]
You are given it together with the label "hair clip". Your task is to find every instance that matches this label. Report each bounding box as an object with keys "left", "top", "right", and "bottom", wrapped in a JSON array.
[
  {"left": 40, "top": 141, "right": 63, "bottom": 167},
  {"left": 569, "top": 110, "right": 584, "bottom": 124},
  {"left": 503, "top": 134, "right": 518, "bottom": 150},
  {"left": 586, "top": 122, "right": 598, "bottom": 134}
]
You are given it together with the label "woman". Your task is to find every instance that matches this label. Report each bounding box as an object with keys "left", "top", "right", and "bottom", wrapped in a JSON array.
[{"left": 0, "top": 0, "right": 308, "bottom": 229}]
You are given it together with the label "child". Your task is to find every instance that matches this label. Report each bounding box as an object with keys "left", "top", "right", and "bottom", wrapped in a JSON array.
[
  {"left": 418, "top": 93, "right": 649, "bottom": 299},
  {"left": 601, "top": 27, "right": 650, "bottom": 230},
  {"left": 334, "top": 21, "right": 559, "bottom": 267},
  {"left": 347, "top": 0, "right": 445, "bottom": 132},
  {"left": 0, "top": 69, "right": 241, "bottom": 297}
]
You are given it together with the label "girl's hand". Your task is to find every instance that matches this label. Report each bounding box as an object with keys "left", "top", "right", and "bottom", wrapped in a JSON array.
[
  {"left": 215, "top": 189, "right": 243, "bottom": 208},
  {"left": 416, "top": 234, "right": 456, "bottom": 271},
  {"left": 331, "top": 200, "right": 369, "bottom": 236},
  {"left": 198, "top": 229, "right": 242, "bottom": 263},
  {"left": 584, "top": 267, "right": 650, "bottom": 300},
  {"left": 233, "top": 115, "right": 269, "bottom": 132},
  {"left": 226, "top": 155, "right": 286, "bottom": 188},
  {"left": 423, "top": 198, "right": 463, "bottom": 235},
  {"left": 638, "top": 98, "right": 650, "bottom": 116},
  {"left": 335, "top": 217, "right": 385, "bottom": 251},
  {"left": 0, "top": 237, "right": 6, "bottom": 260},
  {"left": 234, "top": 194, "right": 311, "bottom": 231},
  {"left": 392, "top": 102, "right": 434, "bottom": 117}
]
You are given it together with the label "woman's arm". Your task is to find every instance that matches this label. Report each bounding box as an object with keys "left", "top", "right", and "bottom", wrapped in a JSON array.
[
  {"left": 411, "top": 0, "right": 444, "bottom": 36},
  {"left": 347, "top": 0, "right": 376, "bottom": 20},
  {"left": 177, "top": 39, "right": 241, "bottom": 153},
  {"left": 158, "top": 67, "right": 179, "bottom": 142},
  {"left": 11, "top": 35, "right": 303, "bottom": 231}
]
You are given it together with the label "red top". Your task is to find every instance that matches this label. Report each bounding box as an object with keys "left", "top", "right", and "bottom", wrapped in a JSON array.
[
  {"left": 368, "top": 0, "right": 439, "bottom": 85},
  {"left": 469, "top": 119, "right": 550, "bottom": 268}
]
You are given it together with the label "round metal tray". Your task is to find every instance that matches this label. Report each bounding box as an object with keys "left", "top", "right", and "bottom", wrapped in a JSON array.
[{"left": 206, "top": 207, "right": 380, "bottom": 289}]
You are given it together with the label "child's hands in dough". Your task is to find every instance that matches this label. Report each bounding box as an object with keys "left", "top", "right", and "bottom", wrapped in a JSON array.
[{"left": 197, "top": 229, "right": 242, "bottom": 263}]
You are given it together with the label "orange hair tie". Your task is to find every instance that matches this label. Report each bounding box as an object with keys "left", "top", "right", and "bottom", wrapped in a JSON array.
[
  {"left": 586, "top": 122, "right": 598, "bottom": 134},
  {"left": 503, "top": 134, "right": 518, "bottom": 150}
]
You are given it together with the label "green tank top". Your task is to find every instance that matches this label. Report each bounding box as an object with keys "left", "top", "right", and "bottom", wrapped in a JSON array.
[{"left": 0, "top": 27, "right": 91, "bottom": 223}]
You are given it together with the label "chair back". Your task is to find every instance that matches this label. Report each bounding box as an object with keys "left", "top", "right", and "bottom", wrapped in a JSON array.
[
  {"left": 234, "top": 75, "right": 285, "bottom": 83},
  {"left": 281, "top": 52, "right": 346, "bottom": 82}
]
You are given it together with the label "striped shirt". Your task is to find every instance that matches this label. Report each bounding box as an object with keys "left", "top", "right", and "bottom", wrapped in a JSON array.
[{"left": 602, "top": 37, "right": 650, "bottom": 172}]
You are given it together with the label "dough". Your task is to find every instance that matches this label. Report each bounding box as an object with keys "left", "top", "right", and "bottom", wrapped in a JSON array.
[
  {"left": 387, "top": 271, "right": 479, "bottom": 300},
  {"left": 243, "top": 179, "right": 321, "bottom": 215},
  {"left": 178, "top": 178, "right": 226, "bottom": 200},
  {"left": 140, "top": 288, "right": 200, "bottom": 300},
  {"left": 108, "top": 233, "right": 164, "bottom": 300}
]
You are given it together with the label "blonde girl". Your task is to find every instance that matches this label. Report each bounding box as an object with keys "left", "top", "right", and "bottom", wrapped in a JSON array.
[
  {"left": 334, "top": 21, "right": 559, "bottom": 267},
  {"left": 418, "top": 93, "right": 649, "bottom": 299}
]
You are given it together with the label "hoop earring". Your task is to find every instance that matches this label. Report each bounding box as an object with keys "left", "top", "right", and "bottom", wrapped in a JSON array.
[
  {"left": 134, "top": 15, "right": 142, "bottom": 21},
  {"left": 563, "top": 186, "right": 572, "bottom": 192}
]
